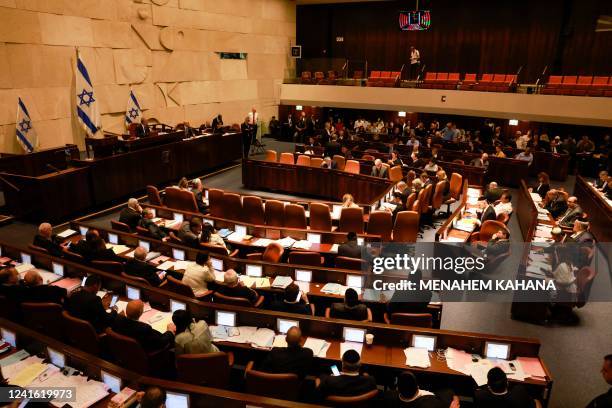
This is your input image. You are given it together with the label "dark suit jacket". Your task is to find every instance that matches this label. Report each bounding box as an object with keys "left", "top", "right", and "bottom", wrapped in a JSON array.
[
  {"left": 558, "top": 205, "right": 583, "bottom": 228},
  {"left": 386, "top": 289, "right": 432, "bottom": 315},
  {"left": 545, "top": 198, "right": 568, "bottom": 218},
  {"left": 486, "top": 238, "right": 510, "bottom": 258},
  {"left": 474, "top": 386, "right": 535, "bottom": 408},
  {"left": 533, "top": 183, "right": 550, "bottom": 198},
  {"left": 178, "top": 221, "right": 199, "bottom": 247},
  {"left": 125, "top": 259, "right": 162, "bottom": 286},
  {"left": 384, "top": 391, "right": 448, "bottom": 408},
  {"left": 480, "top": 205, "right": 497, "bottom": 224},
  {"left": 594, "top": 179, "right": 607, "bottom": 189},
  {"left": 135, "top": 123, "right": 149, "bottom": 138},
  {"left": 260, "top": 345, "right": 314, "bottom": 379},
  {"left": 330, "top": 302, "right": 368, "bottom": 321},
  {"left": 33, "top": 234, "right": 63, "bottom": 257},
  {"left": 267, "top": 299, "right": 311, "bottom": 315},
  {"left": 119, "top": 207, "right": 142, "bottom": 230},
  {"left": 338, "top": 241, "right": 361, "bottom": 259},
  {"left": 22, "top": 285, "right": 67, "bottom": 305},
  {"left": 371, "top": 166, "right": 389, "bottom": 178},
  {"left": 90, "top": 248, "right": 124, "bottom": 264},
  {"left": 112, "top": 316, "right": 174, "bottom": 352},
  {"left": 216, "top": 284, "right": 259, "bottom": 304},
  {"left": 566, "top": 230, "right": 595, "bottom": 243},
  {"left": 139, "top": 218, "right": 166, "bottom": 240},
  {"left": 318, "top": 374, "right": 377, "bottom": 398},
  {"left": 586, "top": 388, "right": 612, "bottom": 408},
  {"left": 71, "top": 239, "right": 94, "bottom": 261},
  {"left": 191, "top": 189, "right": 208, "bottom": 213},
  {"left": 66, "top": 289, "right": 117, "bottom": 333}
]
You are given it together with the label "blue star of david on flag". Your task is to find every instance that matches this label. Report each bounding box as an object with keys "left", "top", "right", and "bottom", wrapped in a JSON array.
[
  {"left": 124, "top": 90, "right": 143, "bottom": 128},
  {"left": 16, "top": 97, "right": 37, "bottom": 153},
  {"left": 75, "top": 53, "right": 101, "bottom": 137},
  {"left": 19, "top": 119, "right": 31, "bottom": 133},
  {"left": 78, "top": 89, "right": 95, "bottom": 107}
]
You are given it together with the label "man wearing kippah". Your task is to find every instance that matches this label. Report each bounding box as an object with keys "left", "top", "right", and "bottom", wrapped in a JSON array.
[{"left": 316, "top": 349, "right": 378, "bottom": 399}]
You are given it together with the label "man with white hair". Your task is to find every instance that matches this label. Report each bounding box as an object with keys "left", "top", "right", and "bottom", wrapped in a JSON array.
[
  {"left": 557, "top": 196, "right": 583, "bottom": 228},
  {"left": 125, "top": 246, "right": 164, "bottom": 286},
  {"left": 216, "top": 269, "right": 259, "bottom": 305},
  {"left": 119, "top": 198, "right": 143, "bottom": 230},
  {"left": 33, "top": 222, "right": 67, "bottom": 257},
  {"left": 190, "top": 178, "right": 208, "bottom": 213},
  {"left": 370, "top": 159, "right": 389, "bottom": 178}
]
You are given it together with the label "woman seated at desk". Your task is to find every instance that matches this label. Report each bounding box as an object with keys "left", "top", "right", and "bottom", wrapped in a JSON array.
[
  {"left": 172, "top": 309, "right": 219, "bottom": 356},
  {"left": 342, "top": 194, "right": 360, "bottom": 209},
  {"left": 200, "top": 223, "right": 229, "bottom": 254}
]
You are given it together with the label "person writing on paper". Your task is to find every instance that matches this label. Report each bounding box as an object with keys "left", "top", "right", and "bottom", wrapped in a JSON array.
[
  {"left": 119, "top": 198, "right": 143, "bottom": 230},
  {"left": 125, "top": 247, "right": 165, "bottom": 286},
  {"left": 586, "top": 354, "right": 612, "bottom": 408},
  {"left": 139, "top": 208, "right": 168, "bottom": 241},
  {"left": 329, "top": 288, "right": 371, "bottom": 321},
  {"left": 338, "top": 232, "right": 362, "bottom": 259},
  {"left": 267, "top": 283, "right": 312, "bottom": 315},
  {"left": 528, "top": 172, "right": 550, "bottom": 198},
  {"left": 260, "top": 326, "right": 313, "bottom": 379},
  {"left": 22, "top": 269, "right": 67, "bottom": 304},
  {"left": 113, "top": 300, "right": 175, "bottom": 352},
  {"left": 65, "top": 275, "right": 118, "bottom": 333},
  {"left": 172, "top": 309, "right": 218, "bottom": 356},
  {"left": 371, "top": 159, "right": 389, "bottom": 178},
  {"left": 200, "top": 222, "right": 229, "bottom": 254},
  {"left": 182, "top": 252, "right": 217, "bottom": 295},
  {"left": 33, "top": 222, "right": 68, "bottom": 257},
  {"left": 317, "top": 349, "right": 377, "bottom": 398},
  {"left": 556, "top": 196, "right": 583, "bottom": 228},
  {"left": 474, "top": 367, "right": 535, "bottom": 408},
  {"left": 342, "top": 194, "right": 360, "bottom": 209},
  {"left": 384, "top": 370, "right": 459, "bottom": 408},
  {"left": 178, "top": 217, "right": 202, "bottom": 248},
  {"left": 215, "top": 269, "right": 260, "bottom": 305}
]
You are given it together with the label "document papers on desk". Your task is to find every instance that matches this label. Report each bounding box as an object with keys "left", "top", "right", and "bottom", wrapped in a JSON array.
[
  {"left": 106, "top": 244, "right": 130, "bottom": 254},
  {"left": 157, "top": 260, "right": 177, "bottom": 270},
  {"left": 303, "top": 338, "right": 330, "bottom": 357},
  {"left": 516, "top": 357, "right": 546, "bottom": 379},
  {"left": 292, "top": 240, "right": 312, "bottom": 250},
  {"left": 404, "top": 347, "right": 431, "bottom": 368},
  {"left": 340, "top": 341, "right": 363, "bottom": 357},
  {"left": 272, "top": 275, "right": 293, "bottom": 289},
  {"left": 277, "top": 236, "right": 297, "bottom": 248},
  {"left": 57, "top": 228, "right": 77, "bottom": 238},
  {"left": 272, "top": 334, "right": 288, "bottom": 348},
  {"left": 250, "top": 328, "right": 275, "bottom": 349}
]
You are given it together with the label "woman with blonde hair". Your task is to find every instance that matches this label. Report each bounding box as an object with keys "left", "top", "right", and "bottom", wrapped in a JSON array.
[{"left": 342, "top": 193, "right": 359, "bottom": 208}]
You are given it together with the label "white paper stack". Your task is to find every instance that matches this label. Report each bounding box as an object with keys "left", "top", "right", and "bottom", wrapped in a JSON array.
[
  {"left": 252, "top": 238, "right": 273, "bottom": 247},
  {"left": 272, "top": 275, "right": 293, "bottom": 289},
  {"left": 404, "top": 347, "right": 431, "bottom": 368},
  {"left": 250, "top": 328, "right": 276, "bottom": 349},
  {"left": 106, "top": 244, "right": 130, "bottom": 254},
  {"left": 157, "top": 261, "right": 177, "bottom": 270},
  {"left": 277, "top": 237, "right": 297, "bottom": 248},
  {"left": 330, "top": 244, "right": 339, "bottom": 253},
  {"left": 227, "top": 232, "right": 246, "bottom": 242},
  {"left": 57, "top": 229, "right": 77, "bottom": 238},
  {"left": 303, "top": 337, "right": 330, "bottom": 357},
  {"left": 292, "top": 240, "right": 312, "bottom": 250},
  {"left": 272, "top": 335, "right": 288, "bottom": 348},
  {"left": 340, "top": 341, "right": 363, "bottom": 357},
  {"left": 321, "top": 282, "right": 344, "bottom": 295}
]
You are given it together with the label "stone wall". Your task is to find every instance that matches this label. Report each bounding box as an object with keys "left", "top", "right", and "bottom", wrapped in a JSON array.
[{"left": 0, "top": 0, "right": 296, "bottom": 152}]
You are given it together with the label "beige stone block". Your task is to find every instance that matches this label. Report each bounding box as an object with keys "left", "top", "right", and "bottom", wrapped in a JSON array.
[
  {"left": 247, "top": 53, "right": 286, "bottom": 80},
  {"left": 131, "top": 23, "right": 164, "bottom": 50},
  {"left": 152, "top": 50, "right": 218, "bottom": 82},
  {"left": 100, "top": 112, "right": 127, "bottom": 134},
  {"left": 96, "top": 84, "right": 130, "bottom": 114},
  {"left": 152, "top": 6, "right": 252, "bottom": 33},
  {"left": 130, "top": 83, "right": 157, "bottom": 110},
  {"left": 259, "top": 35, "right": 289, "bottom": 54},
  {"left": 145, "top": 105, "right": 185, "bottom": 126},
  {"left": 92, "top": 20, "right": 132, "bottom": 49},
  {"left": 27, "top": 87, "right": 72, "bottom": 121},
  {"left": 0, "top": 88, "right": 19, "bottom": 125},
  {"left": 16, "top": 0, "right": 117, "bottom": 20},
  {"left": 217, "top": 79, "right": 258, "bottom": 102},
  {"left": 0, "top": 124, "right": 20, "bottom": 153},
  {"left": 6, "top": 44, "right": 73, "bottom": 88},
  {"left": 220, "top": 59, "right": 247, "bottom": 80},
  {"left": 35, "top": 118, "right": 73, "bottom": 149},
  {"left": 174, "top": 81, "right": 218, "bottom": 105},
  {"left": 38, "top": 14, "right": 94, "bottom": 46},
  {"left": 0, "top": 44, "right": 12, "bottom": 89},
  {"left": 257, "top": 79, "right": 275, "bottom": 100},
  {"left": 93, "top": 48, "right": 116, "bottom": 85},
  {"left": 261, "top": 0, "right": 293, "bottom": 22},
  {"left": 184, "top": 102, "right": 221, "bottom": 125},
  {"left": 0, "top": 7, "right": 41, "bottom": 44},
  {"left": 113, "top": 49, "right": 152, "bottom": 84},
  {"left": 0, "top": 0, "right": 16, "bottom": 7}
]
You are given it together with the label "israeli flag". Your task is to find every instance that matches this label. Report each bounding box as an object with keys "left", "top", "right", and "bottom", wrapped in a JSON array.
[
  {"left": 124, "top": 90, "right": 142, "bottom": 128},
  {"left": 16, "top": 97, "right": 37, "bottom": 153},
  {"left": 75, "top": 53, "right": 101, "bottom": 137}
]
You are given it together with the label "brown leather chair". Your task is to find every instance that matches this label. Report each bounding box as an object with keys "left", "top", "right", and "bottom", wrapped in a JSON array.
[
  {"left": 176, "top": 352, "right": 234, "bottom": 388},
  {"left": 576, "top": 266, "right": 597, "bottom": 308},
  {"left": 246, "top": 242, "right": 284, "bottom": 263},
  {"left": 406, "top": 192, "right": 417, "bottom": 210},
  {"left": 384, "top": 312, "right": 433, "bottom": 327},
  {"left": 284, "top": 204, "right": 307, "bottom": 229},
  {"left": 325, "top": 389, "right": 379, "bottom": 407},
  {"left": 309, "top": 202, "right": 333, "bottom": 231},
  {"left": 28, "top": 244, "right": 49, "bottom": 254},
  {"left": 165, "top": 275, "right": 211, "bottom": 299},
  {"left": 452, "top": 159, "right": 464, "bottom": 165},
  {"left": 288, "top": 251, "right": 323, "bottom": 266},
  {"left": 431, "top": 180, "right": 446, "bottom": 214},
  {"left": 420, "top": 184, "right": 433, "bottom": 214},
  {"left": 264, "top": 200, "right": 285, "bottom": 227},
  {"left": 265, "top": 150, "right": 277, "bottom": 162},
  {"left": 367, "top": 211, "right": 392, "bottom": 241},
  {"left": 296, "top": 155, "right": 311, "bottom": 166},
  {"left": 165, "top": 187, "right": 199, "bottom": 213},
  {"left": 325, "top": 306, "right": 372, "bottom": 322},
  {"left": 200, "top": 242, "right": 238, "bottom": 257},
  {"left": 335, "top": 256, "right": 367, "bottom": 271},
  {"left": 389, "top": 165, "right": 403, "bottom": 182},
  {"left": 496, "top": 212, "right": 510, "bottom": 225},
  {"left": 222, "top": 192, "right": 243, "bottom": 222},
  {"left": 443, "top": 173, "right": 463, "bottom": 214},
  {"left": 91, "top": 260, "right": 124, "bottom": 274},
  {"left": 244, "top": 361, "right": 300, "bottom": 401},
  {"left": 242, "top": 196, "right": 265, "bottom": 225},
  {"left": 279, "top": 152, "right": 295, "bottom": 164},
  {"left": 21, "top": 302, "right": 63, "bottom": 340},
  {"left": 338, "top": 207, "right": 364, "bottom": 233},
  {"left": 469, "top": 220, "right": 507, "bottom": 243},
  {"left": 213, "top": 291, "right": 265, "bottom": 308},
  {"left": 208, "top": 188, "right": 224, "bottom": 217},
  {"left": 333, "top": 155, "right": 346, "bottom": 170},
  {"left": 392, "top": 211, "right": 419, "bottom": 242},
  {"left": 146, "top": 185, "right": 163, "bottom": 206},
  {"left": 0, "top": 295, "right": 17, "bottom": 320},
  {"left": 310, "top": 157, "right": 323, "bottom": 167},
  {"left": 344, "top": 160, "right": 361, "bottom": 174},
  {"left": 62, "top": 311, "right": 102, "bottom": 355},
  {"left": 411, "top": 199, "right": 420, "bottom": 212},
  {"left": 64, "top": 250, "right": 84, "bottom": 263},
  {"left": 362, "top": 154, "right": 375, "bottom": 162},
  {"left": 105, "top": 327, "right": 168, "bottom": 375},
  {"left": 136, "top": 225, "right": 153, "bottom": 238},
  {"left": 111, "top": 220, "right": 132, "bottom": 233}
]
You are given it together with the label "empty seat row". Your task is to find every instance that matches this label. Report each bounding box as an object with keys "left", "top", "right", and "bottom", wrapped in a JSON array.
[
  {"left": 300, "top": 70, "right": 338, "bottom": 85},
  {"left": 420, "top": 72, "right": 461, "bottom": 89},
  {"left": 541, "top": 75, "right": 612, "bottom": 97},
  {"left": 366, "top": 71, "right": 401, "bottom": 87},
  {"left": 420, "top": 73, "right": 517, "bottom": 92}
]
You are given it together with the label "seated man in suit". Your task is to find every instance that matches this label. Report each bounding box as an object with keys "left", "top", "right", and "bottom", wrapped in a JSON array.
[
  {"left": 89, "top": 236, "right": 125, "bottom": 264},
  {"left": 470, "top": 152, "right": 489, "bottom": 169},
  {"left": 135, "top": 117, "right": 150, "bottom": 138},
  {"left": 594, "top": 170, "right": 608, "bottom": 189},
  {"left": 139, "top": 208, "right": 168, "bottom": 241},
  {"left": 543, "top": 189, "right": 568, "bottom": 218},
  {"left": 478, "top": 193, "right": 498, "bottom": 225},
  {"left": 216, "top": 269, "right": 259, "bottom": 305},
  {"left": 384, "top": 370, "right": 458, "bottom": 408},
  {"left": 260, "top": 326, "right": 313, "bottom": 379},
  {"left": 557, "top": 196, "right": 583, "bottom": 228},
  {"left": 317, "top": 349, "right": 377, "bottom": 398},
  {"left": 474, "top": 367, "right": 535, "bottom": 408},
  {"left": 119, "top": 198, "right": 143, "bottom": 230},
  {"left": 330, "top": 288, "right": 369, "bottom": 321},
  {"left": 586, "top": 354, "right": 612, "bottom": 408},
  {"left": 371, "top": 159, "right": 389, "bottom": 178},
  {"left": 65, "top": 275, "right": 117, "bottom": 333},
  {"left": 494, "top": 191, "right": 513, "bottom": 217},
  {"left": 484, "top": 228, "right": 511, "bottom": 258},
  {"left": 566, "top": 220, "right": 595, "bottom": 243},
  {"left": 112, "top": 299, "right": 175, "bottom": 353},
  {"left": 33, "top": 223, "right": 67, "bottom": 257},
  {"left": 481, "top": 182, "right": 503, "bottom": 202},
  {"left": 267, "top": 283, "right": 312, "bottom": 315},
  {"left": 125, "top": 247, "right": 164, "bottom": 286},
  {"left": 177, "top": 217, "right": 202, "bottom": 247},
  {"left": 386, "top": 269, "right": 432, "bottom": 315},
  {"left": 514, "top": 146, "right": 534, "bottom": 166},
  {"left": 22, "top": 269, "right": 67, "bottom": 305},
  {"left": 0, "top": 267, "right": 25, "bottom": 301},
  {"left": 71, "top": 229, "right": 99, "bottom": 260},
  {"left": 191, "top": 178, "right": 209, "bottom": 213},
  {"left": 321, "top": 156, "right": 337, "bottom": 169},
  {"left": 338, "top": 232, "right": 362, "bottom": 259}
]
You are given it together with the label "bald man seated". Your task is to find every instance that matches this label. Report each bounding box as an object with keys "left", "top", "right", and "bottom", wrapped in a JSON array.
[
  {"left": 33, "top": 222, "right": 67, "bottom": 257},
  {"left": 260, "top": 326, "right": 313, "bottom": 379},
  {"left": 215, "top": 269, "right": 259, "bottom": 305},
  {"left": 125, "top": 247, "right": 165, "bottom": 286},
  {"left": 22, "top": 269, "right": 67, "bottom": 304},
  {"left": 112, "top": 299, "right": 175, "bottom": 352},
  {"left": 119, "top": 198, "right": 143, "bottom": 230}
]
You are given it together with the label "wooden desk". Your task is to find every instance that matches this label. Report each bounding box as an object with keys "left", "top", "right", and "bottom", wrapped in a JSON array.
[
  {"left": 573, "top": 175, "right": 612, "bottom": 243},
  {"left": 117, "top": 131, "right": 183, "bottom": 152},
  {"left": 0, "top": 144, "right": 79, "bottom": 176},
  {"left": 242, "top": 159, "right": 394, "bottom": 206}
]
